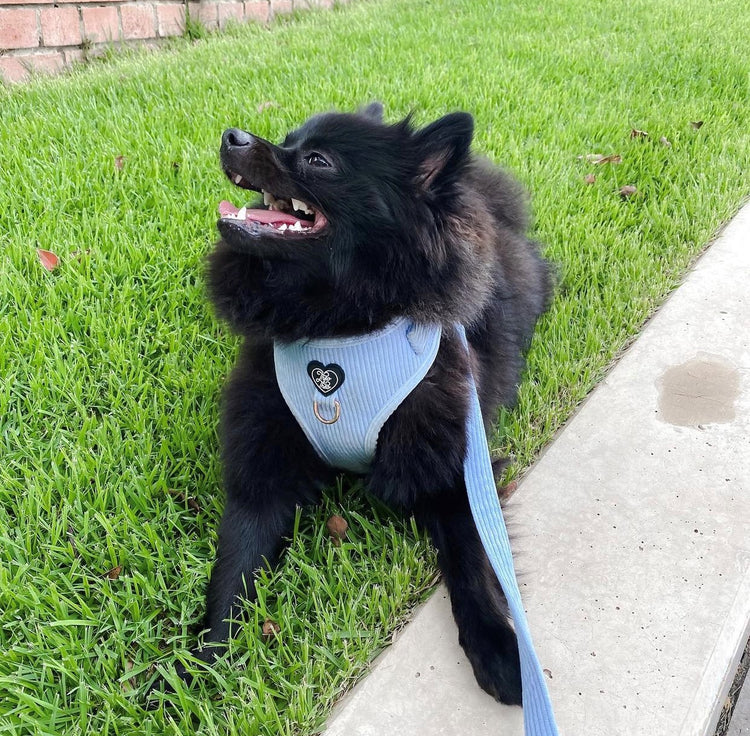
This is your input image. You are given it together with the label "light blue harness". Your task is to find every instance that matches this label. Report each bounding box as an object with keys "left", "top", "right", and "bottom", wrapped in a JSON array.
[
  {"left": 274, "top": 318, "right": 442, "bottom": 473},
  {"left": 273, "top": 319, "right": 559, "bottom": 736}
]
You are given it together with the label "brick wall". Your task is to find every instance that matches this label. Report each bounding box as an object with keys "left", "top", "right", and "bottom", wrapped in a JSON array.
[{"left": 0, "top": 0, "right": 336, "bottom": 83}]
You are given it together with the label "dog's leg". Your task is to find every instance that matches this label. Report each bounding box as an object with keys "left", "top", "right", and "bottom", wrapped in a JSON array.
[
  {"left": 415, "top": 492, "right": 523, "bottom": 705},
  {"left": 169, "top": 348, "right": 329, "bottom": 688},
  {"left": 369, "top": 337, "right": 523, "bottom": 705}
]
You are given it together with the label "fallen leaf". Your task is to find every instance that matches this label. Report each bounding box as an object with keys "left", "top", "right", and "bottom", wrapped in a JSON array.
[
  {"left": 578, "top": 153, "right": 621, "bottom": 165},
  {"left": 257, "top": 101, "right": 279, "bottom": 113},
  {"left": 70, "top": 249, "right": 92, "bottom": 260},
  {"left": 262, "top": 619, "right": 280, "bottom": 639},
  {"left": 168, "top": 489, "right": 202, "bottom": 514},
  {"left": 619, "top": 185, "right": 639, "bottom": 199},
  {"left": 659, "top": 136, "right": 672, "bottom": 148},
  {"left": 37, "top": 249, "right": 60, "bottom": 271},
  {"left": 690, "top": 120, "right": 704, "bottom": 129},
  {"left": 594, "top": 153, "right": 622, "bottom": 165},
  {"left": 114, "top": 155, "right": 125, "bottom": 170},
  {"left": 498, "top": 479, "right": 518, "bottom": 500},
  {"left": 105, "top": 565, "right": 122, "bottom": 580},
  {"left": 630, "top": 129, "right": 648, "bottom": 139},
  {"left": 583, "top": 173, "right": 596, "bottom": 185},
  {"left": 326, "top": 515, "right": 348, "bottom": 545},
  {"left": 120, "top": 659, "right": 136, "bottom": 693}
]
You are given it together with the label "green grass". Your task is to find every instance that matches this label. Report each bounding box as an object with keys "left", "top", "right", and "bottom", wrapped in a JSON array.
[{"left": 1, "top": 0, "right": 749, "bottom": 733}]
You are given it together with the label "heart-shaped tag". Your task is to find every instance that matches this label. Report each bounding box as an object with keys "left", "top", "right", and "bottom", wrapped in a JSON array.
[{"left": 307, "top": 361, "right": 345, "bottom": 396}]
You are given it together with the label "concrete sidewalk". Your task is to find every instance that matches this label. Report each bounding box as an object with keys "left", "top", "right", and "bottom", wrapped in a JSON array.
[{"left": 323, "top": 202, "right": 750, "bottom": 736}]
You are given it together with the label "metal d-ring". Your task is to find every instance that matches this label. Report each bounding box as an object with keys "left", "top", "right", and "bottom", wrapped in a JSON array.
[{"left": 313, "top": 399, "right": 341, "bottom": 425}]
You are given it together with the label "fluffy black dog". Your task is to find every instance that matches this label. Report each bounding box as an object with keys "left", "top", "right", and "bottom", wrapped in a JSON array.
[{"left": 193, "top": 103, "right": 551, "bottom": 705}]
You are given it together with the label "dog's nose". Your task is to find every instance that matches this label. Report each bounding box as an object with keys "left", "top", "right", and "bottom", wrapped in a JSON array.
[{"left": 222, "top": 128, "right": 254, "bottom": 149}]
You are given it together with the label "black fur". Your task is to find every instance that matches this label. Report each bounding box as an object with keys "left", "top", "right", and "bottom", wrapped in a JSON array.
[{"left": 183, "top": 106, "right": 552, "bottom": 705}]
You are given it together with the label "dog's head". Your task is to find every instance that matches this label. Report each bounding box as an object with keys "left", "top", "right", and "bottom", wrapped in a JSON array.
[
  {"left": 217, "top": 104, "right": 474, "bottom": 266},
  {"left": 210, "top": 105, "right": 503, "bottom": 339}
]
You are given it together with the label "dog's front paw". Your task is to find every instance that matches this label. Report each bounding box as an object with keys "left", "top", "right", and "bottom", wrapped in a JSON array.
[
  {"left": 145, "top": 645, "right": 221, "bottom": 708},
  {"left": 460, "top": 621, "right": 522, "bottom": 705}
]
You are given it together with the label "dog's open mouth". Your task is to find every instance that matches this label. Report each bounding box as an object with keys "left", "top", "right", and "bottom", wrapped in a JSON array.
[{"left": 218, "top": 175, "right": 327, "bottom": 236}]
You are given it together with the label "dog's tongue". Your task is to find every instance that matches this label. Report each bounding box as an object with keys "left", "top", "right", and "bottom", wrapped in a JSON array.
[{"left": 218, "top": 200, "right": 303, "bottom": 226}]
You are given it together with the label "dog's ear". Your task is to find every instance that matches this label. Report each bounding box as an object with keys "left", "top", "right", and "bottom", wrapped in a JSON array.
[
  {"left": 414, "top": 112, "right": 474, "bottom": 191},
  {"left": 358, "top": 101, "right": 384, "bottom": 122}
]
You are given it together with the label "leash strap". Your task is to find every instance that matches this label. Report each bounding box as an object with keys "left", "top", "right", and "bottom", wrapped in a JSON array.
[{"left": 457, "top": 325, "right": 559, "bottom": 736}]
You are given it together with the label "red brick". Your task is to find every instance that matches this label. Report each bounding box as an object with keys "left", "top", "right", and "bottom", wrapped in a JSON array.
[
  {"left": 244, "top": 1, "right": 268, "bottom": 23},
  {"left": 156, "top": 4, "right": 184, "bottom": 36},
  {"left": 188, "top": 2, "right": 218, "bottom": 31},
  {"left": 41, "top": 6, "right": 82, "bottom": 47},
  {"left": 2, "top": 0, "right": 116, "bottom": 3},
  {"left": 0, "top": 55, "right": 28, "bottom": 83},
  {"left": 270, "top": 0, "right": 293, "bottom": 17},
  {"left": 28, "top": 50, "right": 65, "bottom": 75},
  {"left": 121, "top": 4, "right": 155, "bottom": 40},
  {"left": 64, "top": 47, "right": 85, "bottom": 66},
  {"left": 217, "top": 2, "right": 243, "bottom": 28},
  {"left": 0, "top": 9, "right": 39, "bottom": 50},
  {"left": 82, "top": 6, "right": 119, "bottom": 43}
]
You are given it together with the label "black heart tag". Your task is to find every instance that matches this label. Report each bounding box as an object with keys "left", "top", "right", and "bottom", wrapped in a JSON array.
[{"left": 307, "top": 361, "right": 345, "bottom": 396}]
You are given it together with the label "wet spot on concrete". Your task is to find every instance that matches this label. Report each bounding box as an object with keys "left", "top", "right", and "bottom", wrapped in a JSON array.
[{"left": 657, "top": 353, "right": 740, "bottom": 426}]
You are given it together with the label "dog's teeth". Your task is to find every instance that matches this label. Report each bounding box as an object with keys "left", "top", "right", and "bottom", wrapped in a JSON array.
[
  {"left": 234, "top": 174, "right": 243, "bottom": 185},
  {"left": 289, "top": 221, "right": 303, "bottom": 231},
  {"left": 263, "top": 190, "right": 273, "bottom": 206},
  {"left": 237, "top": 206, "right": 247, "bottom": 219},
  {"left": 291, "top": 198, "right": 313, "bottom": 215},
  {"left": 278, "top": 224, "right": 288, "bottom": 231}
]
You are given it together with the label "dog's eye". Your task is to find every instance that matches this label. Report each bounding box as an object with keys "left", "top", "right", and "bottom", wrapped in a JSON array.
[{"left": 305, "top": 152, "right": 331, "bottom": 168}]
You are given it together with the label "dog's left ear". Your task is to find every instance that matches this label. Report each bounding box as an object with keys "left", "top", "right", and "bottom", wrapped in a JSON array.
[
  {"left": 414, "top": 112, "right": 474, "bottom": 191},
  {"left": 358, "top": 101, "right": 384, "bottom": 122}
]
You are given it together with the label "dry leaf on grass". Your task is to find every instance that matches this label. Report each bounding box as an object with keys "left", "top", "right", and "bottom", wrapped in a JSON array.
[
  {"left": 257, "top": 101, "right": 279, "bottom": 113},
  {"left": 594, "top": 153, "right": 622, "bottom": 165},
  {"left": 114, "top": 155, "right": 125, "bottom": 170},
  {"left": 120, "top": 660, "right": 136, "bottom": 693},
  {"left": 578, "top": 153, "right": 622, "bottom": 165},
  {"left": 262, "top": 619, "right": 280, "bottom": 640},
  {"left": 620, "top": 185, "right": 639, "bottom": 199},
  {"left": 326, "top": 515, "right": 348, "bottom": 546},
  {"left": 630, "top": 129, "right": 648, "bottom": 139},
  {"left": 659, "top": 136, "right": 672, "bottom": 148},
  {"left": 168, "top": 489, "right": 202, "bottom": 514},
  {"left": 498, "top": 479, "right": 518, "bottom": 500},
  {"left": 583, "top": 174, "right": 596, "bottom": 185},
  {"left": 37, "top": 249, "right": 60, "bottom": 271},
  {"left": 105, "top": 565, "right": 122, "bottom": 580}
]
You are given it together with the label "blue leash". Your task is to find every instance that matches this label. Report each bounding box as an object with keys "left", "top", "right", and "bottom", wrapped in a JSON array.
[{"left": 457, "top": 325, "right": 559, "bottom": 736}]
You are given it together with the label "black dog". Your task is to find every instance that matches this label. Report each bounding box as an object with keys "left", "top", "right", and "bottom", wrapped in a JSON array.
[{"left": 188, "top": 103, "right": 551, "bottom": 706}]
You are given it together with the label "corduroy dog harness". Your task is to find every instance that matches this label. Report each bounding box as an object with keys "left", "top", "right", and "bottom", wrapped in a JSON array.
[
  {"left": 274, "top": 317, "right": 442, "bottom": 473},
  {"left": 273, "top": 318, "right": 559, "bottom": 736}
]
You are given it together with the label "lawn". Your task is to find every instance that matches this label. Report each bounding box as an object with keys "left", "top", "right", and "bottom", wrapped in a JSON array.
[{"left": 1, "top": 0, "right": 749, "bottom": 733}]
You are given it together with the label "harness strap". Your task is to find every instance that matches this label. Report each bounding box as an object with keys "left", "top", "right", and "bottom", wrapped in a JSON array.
[{"left": 457, "top": 325, "right": 559, "bottom": 736}]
